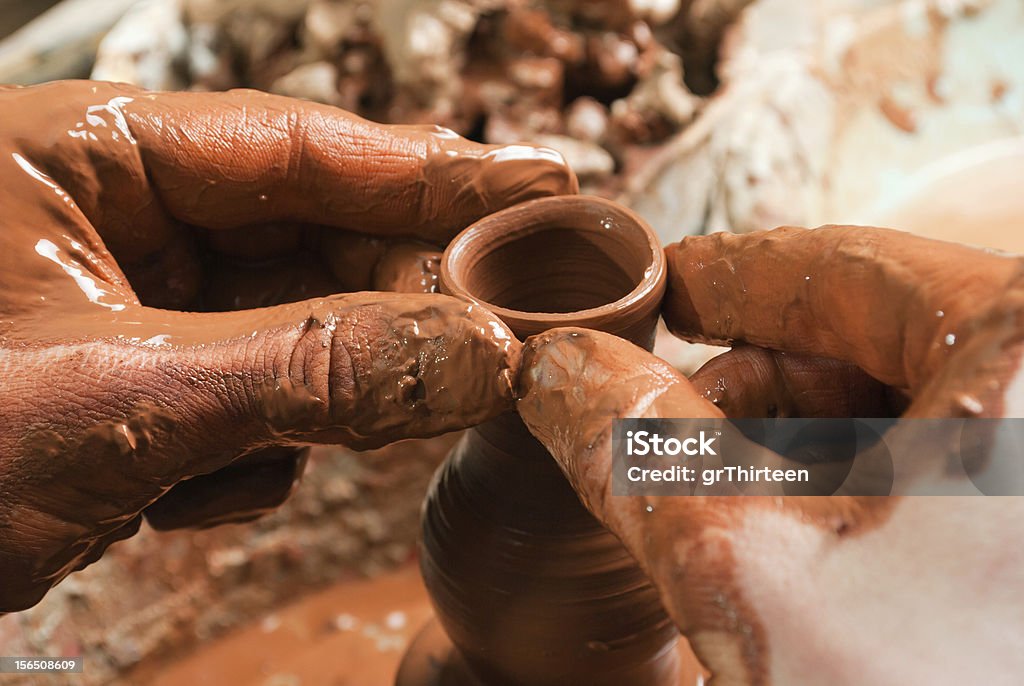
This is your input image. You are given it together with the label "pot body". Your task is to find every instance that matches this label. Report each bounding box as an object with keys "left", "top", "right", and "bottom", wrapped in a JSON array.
[
  {"left": 420, "top": 412, "right": 680, "bottom": 686},
  {"left": 416, "top": 196, "right": 674, "bottom": 686}
]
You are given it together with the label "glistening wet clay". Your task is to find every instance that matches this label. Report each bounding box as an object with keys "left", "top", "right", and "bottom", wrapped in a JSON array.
[
  {"left": 0, "top": 80, "right": 577, "bottom": 611},
  {"left": 440, "top": 195, "right": 664, "bottom": 344},
  {"left": 399, "top": 196, "right": 681, "bottom": 686},
  {"left": 455, "top": 228, "right": 636, "bottom": 312},
  {"left": 515, "top": 224, "right": 1024, "bottom": 682}
]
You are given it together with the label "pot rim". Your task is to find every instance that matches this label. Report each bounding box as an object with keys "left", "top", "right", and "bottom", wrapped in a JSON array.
[{"left": 440, "top": 195, "right": 666, "bottom": 329}]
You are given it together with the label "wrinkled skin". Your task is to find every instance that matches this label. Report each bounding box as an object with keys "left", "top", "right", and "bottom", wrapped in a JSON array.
[
  {"left": 0, "top": 80, "right": 576, "bottom": 612},
  {"left": 520, "top": 227, "right": 1024, "bottom": 684}
]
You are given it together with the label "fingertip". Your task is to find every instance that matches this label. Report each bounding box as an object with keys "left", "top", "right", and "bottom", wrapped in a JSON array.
[
  {"left": 663, "top": 238, "right": 711, "bottom": 341},
  {"left": 531, "top": 144, "right": 581, "bottom": 196},
  {"left": 337, "top": 295, "right": 523, "bottom": 440},
  {"left": 371, "top": 242, "right": 442, "bottom": 294},
  {"left": 521, "top": 326, "right": 585, "bottom": 366},
  {"left": 475, "top": 143, "right": 580, "bottom": 210},
  {"left": 517, "top": 327, "right": 597, "bottom": 401},
  {"left": 481, "top": 315, "right": 522, "bottom": 410}
]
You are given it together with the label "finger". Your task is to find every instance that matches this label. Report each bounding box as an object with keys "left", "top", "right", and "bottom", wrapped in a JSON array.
[
  {"left": 113, "top": 83, "right": 576, "bottom": 240},
  {"left": 517, "top": 326, "right": 724, "bottom": 521},
  {"left": 903, "top": 280, "right": 1024, "bottom": 419},
  {"left": 205, "top": 233, "right": 441, "bottom": 305},
  {"left": 371, "top": 241, "right": 443, "bottom": 294},
  {"left": 689, "top": 346, "right": 900, "bottom": 418},
  {"left": 887, "top": 289, "right": 1024, "bottom": 494},
  {"left": 2, "top": 292, "right": 517, "bottom": 604},
  {"left": 137, "top": 292, "right": 521, "bottom": 463},
  {"left": 144, "top": 447, "right": 309, "bottom": 530},
  {"left": 18, "top": 81, "right": 575, "bottom": 264},
  {"left": 516, "top": 328, "right": 892, "bottom": 683},
  {"left": 322, "top": 230, "right": 389, "bottom": 291},
  {"left": 663, "top": 226, "right": 1022, "bottom": 390}
]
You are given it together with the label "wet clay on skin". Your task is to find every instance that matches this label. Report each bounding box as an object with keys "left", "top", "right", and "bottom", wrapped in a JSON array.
[
  {"left": 0, "top": 80, "right": 574, "bottom": 347},
  {"left": 517, "top": 328, "right": 901, "bottom": 685},
  {"left": 662, "top": 226, "right": 1023, "bottom": 397},
  {"left": 372, "top": 242, "right": 443, "bottom": 294},
  {"left": 401, "top": 196, "right": 690, "bottom": 686},
  {"left": 519, "top": 226, "right": 1024, "bottom": 683},
  {"left": 0, "top": 80, "right": 578, "bottom": 612}
]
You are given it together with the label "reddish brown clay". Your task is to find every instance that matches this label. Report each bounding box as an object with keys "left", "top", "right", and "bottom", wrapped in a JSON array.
[
  {"left": 0, "top": 81, "right": 578, "bottom": 611},
  {"left": 399, "top": 196, "right": 680, "bottom": 686}
]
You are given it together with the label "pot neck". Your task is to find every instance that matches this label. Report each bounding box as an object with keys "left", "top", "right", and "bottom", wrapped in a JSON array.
[{"left": 440, "top": 195, "right": 666, "bottom": 350}]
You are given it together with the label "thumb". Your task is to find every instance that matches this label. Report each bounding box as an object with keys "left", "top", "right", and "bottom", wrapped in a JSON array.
[
  {"left": 517, "top": 327, "right": 724, "bottom": 514},
  {"left": 517, "top": 329, "right": 893, "bottom": 684},
  {"left": 137, "top": 292, "right": 520, "bottom": 474},
  {"left": 0, "top": 292, "right": 518, "bottom": 610},
  {"left": 516, "top": 328, "right": 761, "bottom": 683}
]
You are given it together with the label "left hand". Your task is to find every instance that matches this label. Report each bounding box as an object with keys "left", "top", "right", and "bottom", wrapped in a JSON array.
[
  {"left": 0, "top": 80, "right": 576, "bottom": 611},
  {"left": 518, "top": 226, "right": 1024, "bottom": 684}
]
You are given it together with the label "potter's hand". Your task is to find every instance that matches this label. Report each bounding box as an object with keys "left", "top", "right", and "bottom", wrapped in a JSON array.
[
  {"left": 519, "top": 226, "right": 1024, "bottom": 684},
  {"left": 0, "top": 80, "right": 575, "bottom": 612}
]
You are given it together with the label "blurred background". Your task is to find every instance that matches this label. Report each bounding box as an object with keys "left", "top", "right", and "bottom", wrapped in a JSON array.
[{"left": 0, "top": 0, "right": 1021, "bottom": 684}]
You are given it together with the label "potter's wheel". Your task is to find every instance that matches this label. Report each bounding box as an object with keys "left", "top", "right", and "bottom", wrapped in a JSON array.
[
  {"left": 142, "top": 566, "right": 708, "bottom": 685},
  {"left": 139, "top": 566, "right": 432, "bottom": 686}
]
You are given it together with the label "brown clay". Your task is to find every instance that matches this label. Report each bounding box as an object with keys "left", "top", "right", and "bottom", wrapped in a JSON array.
[
  {"left": 400, "top": 196, "right": 679, "bottom": 686},
  {"left": 0, "top": 80, "right": 576, "bottom": 612},
  {"left": 517, "top": 225, "right": 1024, "bottom": 684},
  {"left": 373, "top": 242, "right": 444, "bottom": 294},
  {"left": 517, "top": 328, "right": 902, "bottom": 684},
  {"left": 440, "top": 195, "right": 665, "bottom": 345},
  {"left": 663, "top": 225, "right": 1022, "bottom": 392}
]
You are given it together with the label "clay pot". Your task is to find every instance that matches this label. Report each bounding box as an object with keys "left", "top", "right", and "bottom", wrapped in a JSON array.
[
  {"left": 439, "top": 195, "right": 666, "bottom": 346},
  {"left": 399, "top": 196, "right": 678, "bottom": 686}
]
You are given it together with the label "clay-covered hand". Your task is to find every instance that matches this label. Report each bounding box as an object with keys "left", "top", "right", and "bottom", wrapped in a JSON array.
[
  {"left": 519, "top": 227, "right": 1024, "bottom": 684},
  {"left": 0, "top": 80, "right": 575, "bottom": 612}
]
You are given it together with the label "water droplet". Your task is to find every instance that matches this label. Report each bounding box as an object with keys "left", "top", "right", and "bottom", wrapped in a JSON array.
[
  {"left": 645, "top": 505, "right": 654, "bottom": 513},
  {"left": 333, "top": 613, "right": 358, "bottom": 631},
  {"left": 945, "top": 333, "right": 956, "bottom": 346},
  {"left": 956, "top": 394, "right": 983, "bottom": 416},
  {"left": 804, "top": 275, "right": 811, "bottom": 281},
  {"left": 936, "top": 310, "right": 945, "bottom": 318},
  {"left": 258, "top": 193, "right": 268, "bottom": 201}
]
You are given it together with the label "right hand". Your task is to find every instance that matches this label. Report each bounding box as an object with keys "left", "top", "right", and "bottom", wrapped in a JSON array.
[{"left": 518, "top": 226, "right": 1024, "bottom": 684}]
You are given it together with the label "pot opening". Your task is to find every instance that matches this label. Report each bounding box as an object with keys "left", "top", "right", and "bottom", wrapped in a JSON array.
[{"left": 455, "top": 209, "right": 655, "bottom": 315}]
